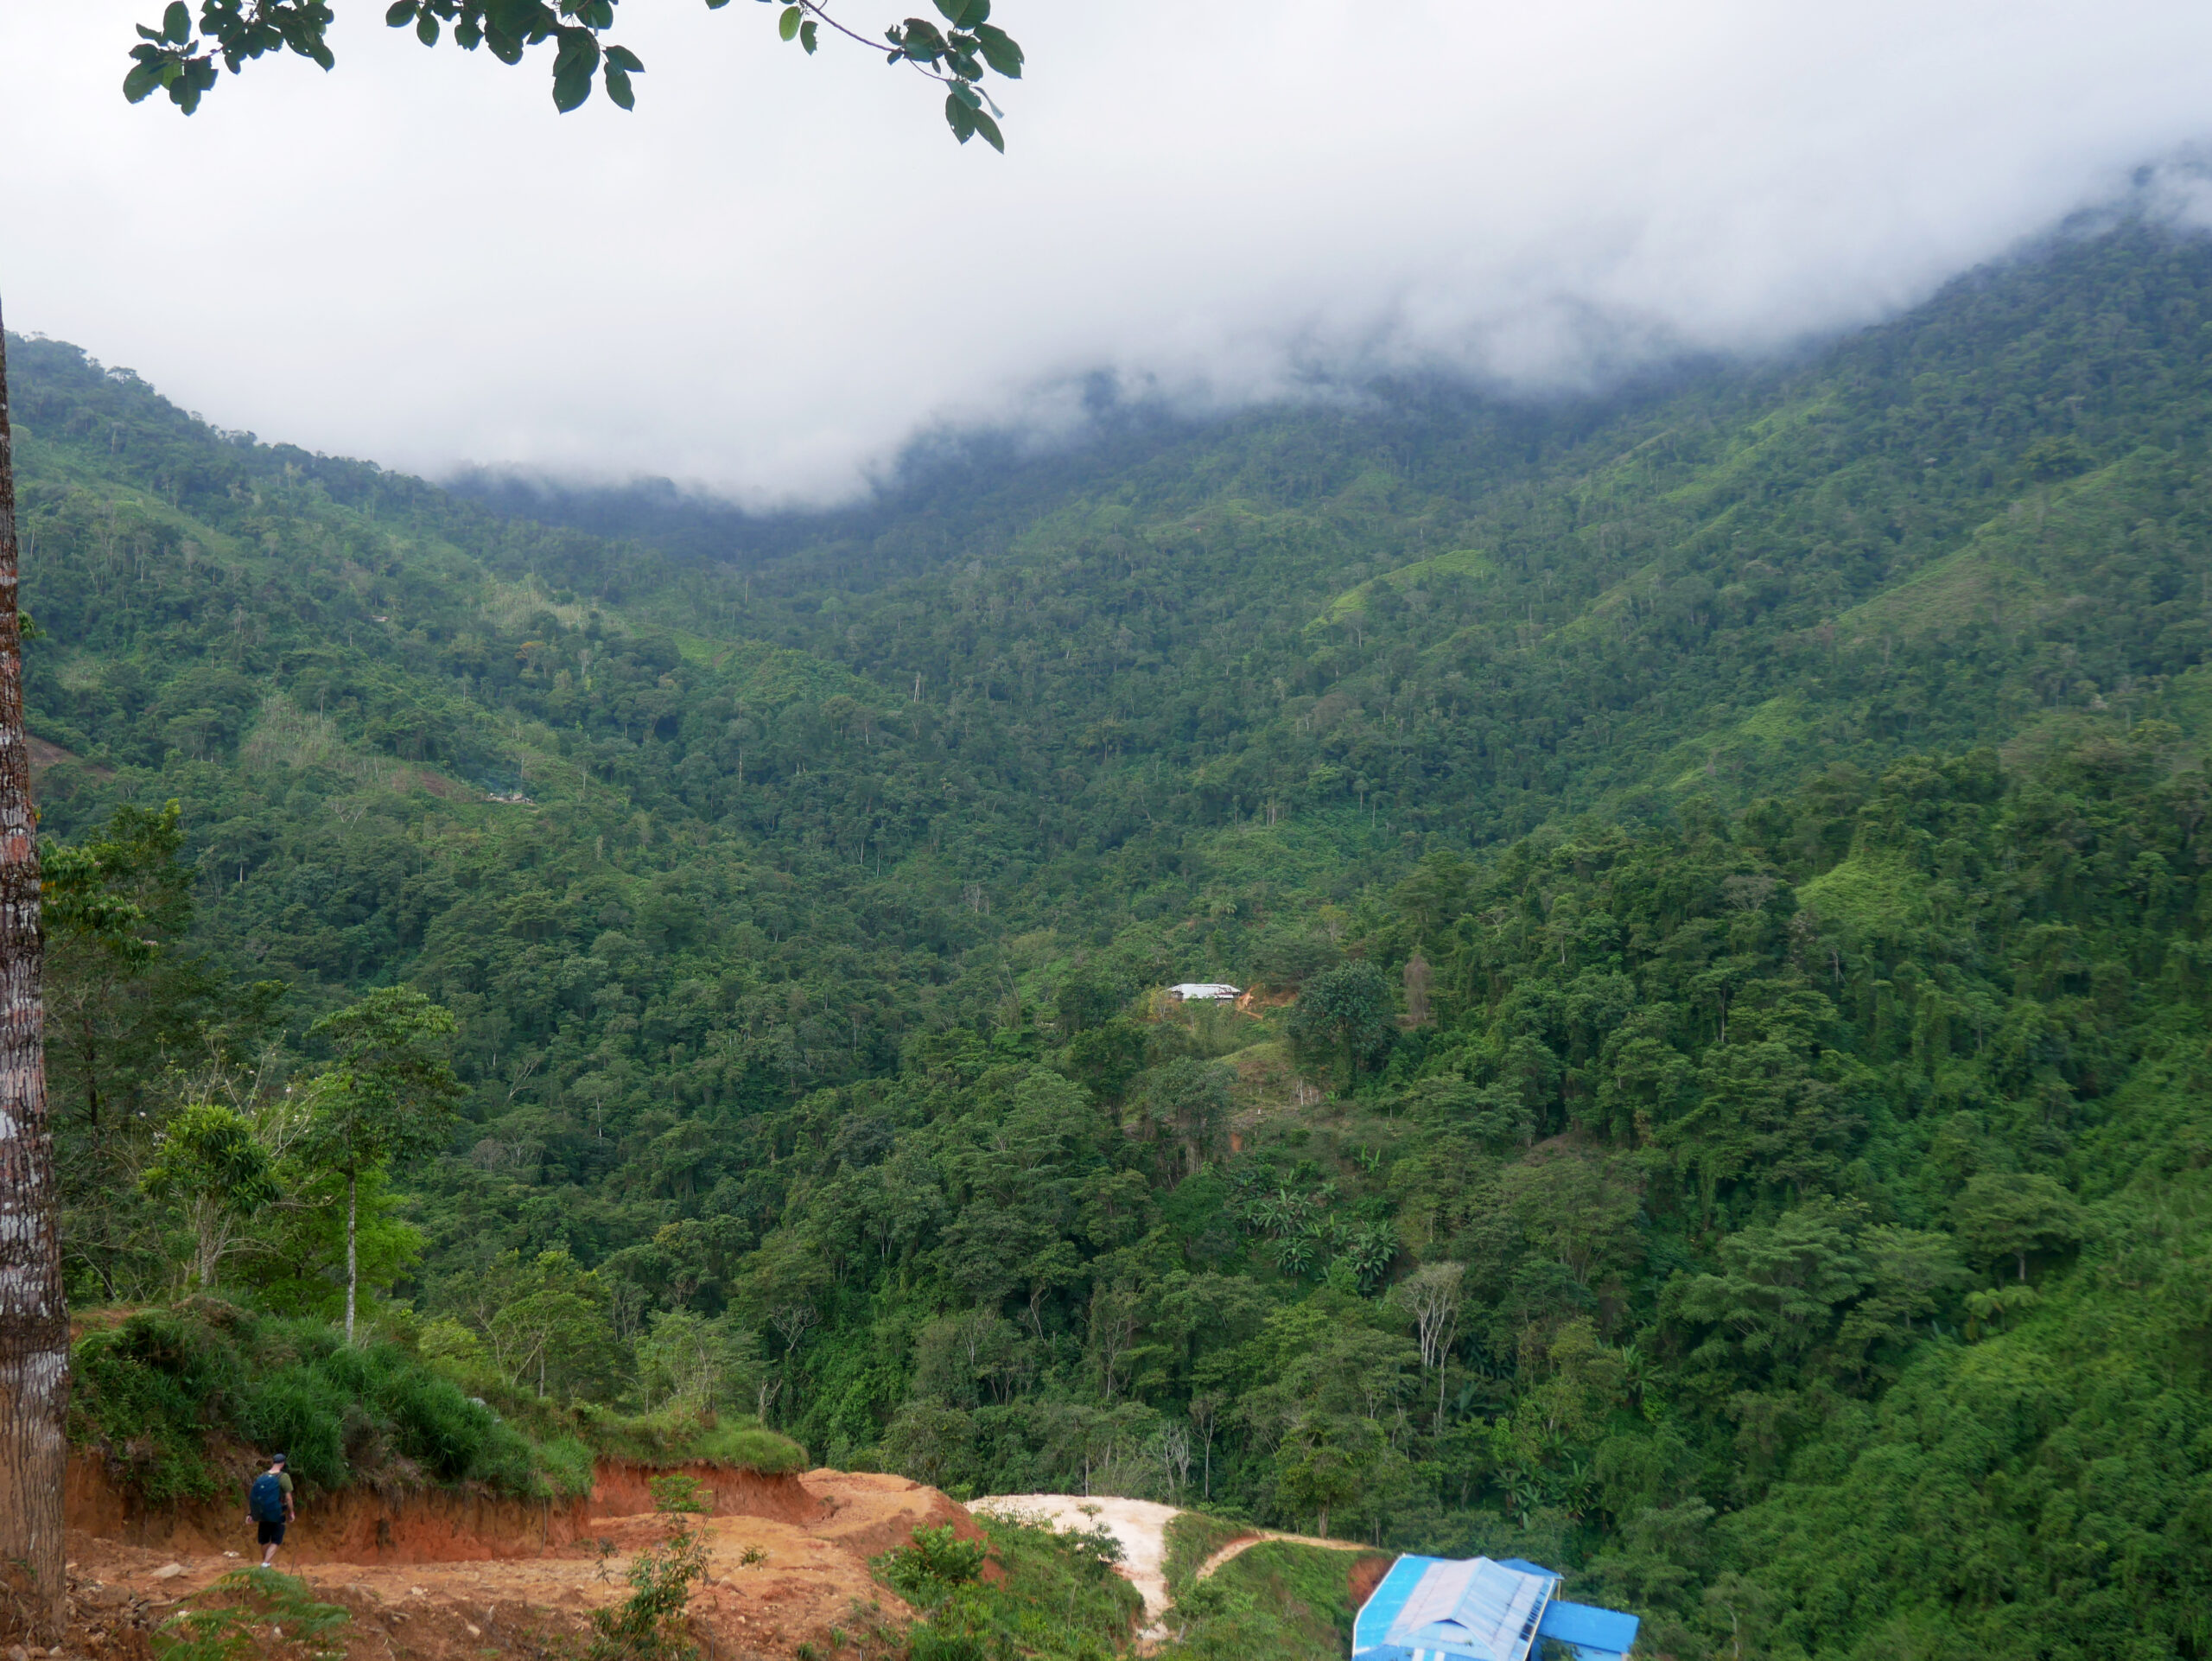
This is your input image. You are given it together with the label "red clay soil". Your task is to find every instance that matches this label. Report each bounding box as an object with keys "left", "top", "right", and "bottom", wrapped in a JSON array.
[
  {"left": 65, "top": 1458, "right": 845, "bottom": 1564},
  {"left": 60, "top": 1462, "right": 984, "bottom": 1660},
  {"left": 1348, "top": 1551, "right": 1394, "bottom": 1607},
  {"left": 586, "top": 1460, "right": 823, "bottom": 1524},
  {"left": 67, "top": 1457, "right": 594, "bottom": 1563}
]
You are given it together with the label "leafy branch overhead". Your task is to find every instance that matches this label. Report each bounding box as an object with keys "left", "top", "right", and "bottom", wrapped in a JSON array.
[{"left": 123, "top": 0, "right": 1021, "bottom": 143}]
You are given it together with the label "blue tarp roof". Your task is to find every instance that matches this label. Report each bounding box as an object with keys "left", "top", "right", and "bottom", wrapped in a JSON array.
[
  {"left": 1539, "top": 1600, "right": 1642, "bottom": 1660},
  {"left": 1355, "top": 1556, "right": 1639, "bottom": 1661}
]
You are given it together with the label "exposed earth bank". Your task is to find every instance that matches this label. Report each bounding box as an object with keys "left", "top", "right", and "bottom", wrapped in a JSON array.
[{"left": 60, "top": 1462, "right": 985, "bottom": 1660}]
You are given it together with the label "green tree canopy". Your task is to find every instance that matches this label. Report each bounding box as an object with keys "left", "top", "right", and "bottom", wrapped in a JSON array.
[
  {"left": 301, "top": 988, "right": 465, "bottom": 1340},
  {"left": 137, "top": 1100, "right": 278, "bottom": 1291},
  {"left": 1287, "top": 961, "right": 1395, "bottom": 1090},
  {"left": 1953, "top": 1171, "right": 2088, "bottom": 1283}
]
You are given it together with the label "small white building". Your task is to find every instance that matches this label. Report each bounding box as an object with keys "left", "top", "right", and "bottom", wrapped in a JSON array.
[{"left": 1167, "top": 983, "right": 1242, "bottom": 1002}]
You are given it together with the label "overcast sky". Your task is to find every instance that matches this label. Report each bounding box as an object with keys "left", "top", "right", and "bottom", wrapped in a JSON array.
[{"left": 6, "top": 3, "right": 2212, "bottom": 502}]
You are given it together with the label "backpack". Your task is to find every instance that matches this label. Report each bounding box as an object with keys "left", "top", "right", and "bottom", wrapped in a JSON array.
[{"left": 249, "top": 1473, "right": 286, "bottom": 1524}]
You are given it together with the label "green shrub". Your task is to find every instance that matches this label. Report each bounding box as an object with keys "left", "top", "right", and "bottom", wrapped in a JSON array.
[
  {"left": 71, "top": 1308, "right": 249, "bottom": 1503},
  {"left": 1158, "top": 1541, "right": 1383, "bottom": 1661},
  {"left": 71, "top": 1300, "right": 556, "bottom": 1502},
  {"left": 538, "top": 1400, "right": 807, "bottom": 1472},
  {"left": 538, "top": 1434, "right": 599, "bottom": 1497},
  {"left": 886, "top": 1513, "right": 1141, "bottom": 1661},
  {"left": 880, "top": 1523, "right": 988, "bottom": 1597}
]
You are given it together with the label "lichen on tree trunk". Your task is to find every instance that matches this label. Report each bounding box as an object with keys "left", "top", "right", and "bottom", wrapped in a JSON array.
[{"left": 0, "top": 312, "right": 68, "bottom": 1644}]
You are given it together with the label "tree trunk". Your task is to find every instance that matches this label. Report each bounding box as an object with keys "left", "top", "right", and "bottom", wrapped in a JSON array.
[
  {"left": 195, "top": 1201, "right": 219, "bottom": 1292},
  {"left": 345, "top": 1168, "right": 359, "bottom": 1344},
  {"left": 0, "top": 315, "right": 68, "bottom": 1645}
]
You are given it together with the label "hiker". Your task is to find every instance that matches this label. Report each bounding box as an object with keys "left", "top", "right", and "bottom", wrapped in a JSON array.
[{"left": 247, "top": 1454, "right": 296, "bottom": 1567}]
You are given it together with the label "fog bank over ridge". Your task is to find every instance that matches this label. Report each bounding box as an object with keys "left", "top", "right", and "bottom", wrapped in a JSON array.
[{"left": 5, "top": 2, "right": 2212, "bottom": 500}]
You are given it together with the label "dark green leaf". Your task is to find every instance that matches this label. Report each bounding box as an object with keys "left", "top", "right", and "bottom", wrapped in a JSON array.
[
  {"left": 971, "top": 108, "right": 1003, "bottom": 152},
  {"left": 603, "top": 60, "right": 634, "bottom": 109},
  {"left": 944, "top": 90, "right": 975, "bottom": 142},
  {"left": 799, "top": 17, "right": 817, "bottom": 53},
  {"left": 122, "top": 60, "right": 167, "bottom": 103},
  {"left": 385, "top": 0, "right": 418, "bottom": 25},
  {"left": 550, "top": 27, "right": 598, "bottom": 110},
  {"left": 704, "top": 0, "right": 731, "bottom": 8},
  {"left": 899, "top": 20, "right": 947, "bottom": 60},
  {"left": 605, "top": 43, "right": 643, "bottom": 71},
  {"left": 972, "top": 23, "right": 1020, "bottom": 78},
  {"left": 416, "top": 11, "right": 440, "bottom": 45},
  {"left": 162, "top": 2, "right": 193, "bottom": 44}
]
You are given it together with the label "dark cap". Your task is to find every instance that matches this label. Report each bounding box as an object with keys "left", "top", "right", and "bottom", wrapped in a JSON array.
[{"left": 270, "top": 1453, "right": 287, "bottom": 1465}]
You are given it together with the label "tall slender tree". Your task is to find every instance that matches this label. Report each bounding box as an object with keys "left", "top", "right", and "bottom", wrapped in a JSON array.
[
  {"left": 0, "top": 315, "right": 66, "bottom": 1643},
  {"left": 301, "top": 989, "right": 465, "bottom": 1344}
]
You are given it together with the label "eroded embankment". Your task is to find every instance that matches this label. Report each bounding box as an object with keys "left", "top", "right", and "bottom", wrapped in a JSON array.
[
  {"left": 67, "top": 1466, "right": 985, "bottom": 1660},
  {"left": 65, "top": 1457, "right": 831, "bottom": 1564}
]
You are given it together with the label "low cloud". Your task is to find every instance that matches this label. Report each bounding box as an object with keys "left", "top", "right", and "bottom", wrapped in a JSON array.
[{"left": 6, "top": 2, "right": 2212, "bottom": 502}]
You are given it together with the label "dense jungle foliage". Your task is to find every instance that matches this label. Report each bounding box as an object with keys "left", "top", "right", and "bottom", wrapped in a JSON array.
[{"left": 15, "top": 216, "right": 2212, "bottom": 1660}]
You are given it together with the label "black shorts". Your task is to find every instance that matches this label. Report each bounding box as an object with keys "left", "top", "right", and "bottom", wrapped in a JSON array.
[{"left": 257, "top": 1519, "right": 286, "bottom": 1546}]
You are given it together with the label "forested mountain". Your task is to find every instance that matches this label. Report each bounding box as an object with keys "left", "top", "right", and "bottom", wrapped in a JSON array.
[{"left": 17, "top": 215, "right": 2212, "bottom": 1659}]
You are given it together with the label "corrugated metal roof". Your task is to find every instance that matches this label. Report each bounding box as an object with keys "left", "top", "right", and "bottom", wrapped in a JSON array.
[
  {"left": 1497, "top": 1558, "right": 1562, "bottom": 1583},
  {"left": 1354, "top": 1556, "right": 1552, "bottom": 1661},
  {"left": 1357, "top": 1557, "right": 1640, "bottom": 1661},
  {"left": 1354, "top": 1556, "right": 1433, "bottom": 1658}
]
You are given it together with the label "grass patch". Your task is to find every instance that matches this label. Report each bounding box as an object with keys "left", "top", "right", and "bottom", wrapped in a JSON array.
[
  {"left": 1157, "top": 1540, "right": 1389, "bottom": 1661},
  {"left": 152, "top": 1568, "right": 350, "bottom": 1660},
  {"left": 1796, "top": 846, "right": 1929, "bottom": 939},
  {"left": 1162, "top": 1511, "right": 1250, "bottom": 1598},
  {"left": 487, "top": 1396, "right": 809, "bottom": 1473},
  {"left": 577, "top": 1409, "right": 808, "bottom": 1473},
  {"left": 882, "top": 1510, "right": 1143, "bottom": 1660},
  {"left": 1312, "top": 548, "right": 1493, "bottom": 627}
]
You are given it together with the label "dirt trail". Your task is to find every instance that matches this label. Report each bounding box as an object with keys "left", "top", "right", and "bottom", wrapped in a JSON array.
[
  {"left": 970, "top": 1492, "right": 1382, "bottom": 1645},
  {"left": 1190, "top": 1527, "right": 1374, "bottom": 1582},
  {"left": 60, "top": 1464, "right": 979, "bottom": 1660},
  {"left": 972, "top": 1494, "right": 1181, "bottom": 1622}
]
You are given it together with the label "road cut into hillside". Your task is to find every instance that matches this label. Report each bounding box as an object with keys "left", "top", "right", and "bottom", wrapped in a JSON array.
[
  {"left": 60, "top": 1463, "right": 982, "bottom": 1661},
  {"left": 973, "top": 1494, "right": 1185, "bottom": 1626},
  {"left": 971, "top": 1491, "right": 1382, "bottom": 1645}
]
